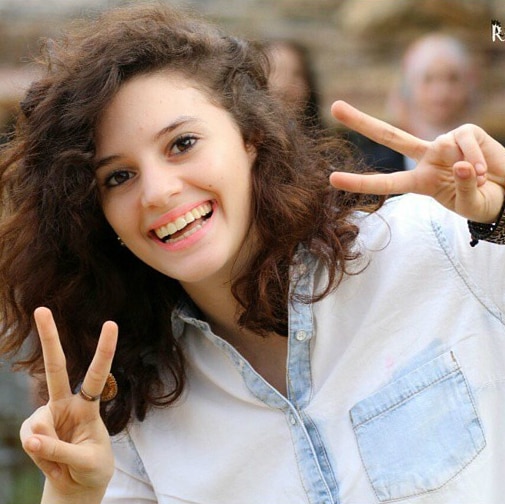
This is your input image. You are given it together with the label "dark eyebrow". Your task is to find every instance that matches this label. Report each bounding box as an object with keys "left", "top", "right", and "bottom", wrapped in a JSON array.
[
  {"left": 94, "top": 115, "right": 201, "bottom": 171},
  {"left": 94, "top": 155, "right": 121, "bottom": 172},
  {"left": 154, "top": 115, "right": 200, "bottom": 142}
]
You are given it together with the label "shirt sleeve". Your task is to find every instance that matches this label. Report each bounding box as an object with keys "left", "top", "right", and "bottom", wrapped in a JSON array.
[
  {"left": 102, "top": 430, "right": 158, "bottom": 504},
  {"left": 427, "top": 195, "right": 505, "bottom": 315},
  {"left": 362, "top": 194, "right": 505, "bottom": 315}
]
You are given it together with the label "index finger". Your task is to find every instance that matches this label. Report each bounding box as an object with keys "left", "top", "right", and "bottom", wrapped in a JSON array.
[
  {"left": 329, "top": 169, "right": 418, "bottom": 196},
  {"left": 33, "top": 307, "right": 71, "bottom": 401},
  {"left": 331, "top": 100, "right": 429, "bottom": 161}
]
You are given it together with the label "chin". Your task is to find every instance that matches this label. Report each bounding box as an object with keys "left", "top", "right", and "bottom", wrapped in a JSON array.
[{"left": 173, "top": 257, "right": 231, "bottom": 286}]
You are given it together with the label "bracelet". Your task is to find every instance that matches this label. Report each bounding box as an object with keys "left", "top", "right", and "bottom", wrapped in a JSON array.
[{"left": 468, "top": 197, "right": 505, "bottom": 246}]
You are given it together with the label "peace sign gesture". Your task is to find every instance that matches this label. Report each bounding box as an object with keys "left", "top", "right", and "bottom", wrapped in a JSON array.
[
  {"left": 330, "top": 101, "right": 505, "bottom": 224},
  {"left": 20, "top": 307, "right": 118, "bottom": 504}
]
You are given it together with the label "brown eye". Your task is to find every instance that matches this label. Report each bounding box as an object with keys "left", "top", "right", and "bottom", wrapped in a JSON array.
[
  {"left": 171, "top": 135, "right": 197, "bottom": 155},
  {"left": 104, "top": 170, "right": 134, "bottom": 187}
]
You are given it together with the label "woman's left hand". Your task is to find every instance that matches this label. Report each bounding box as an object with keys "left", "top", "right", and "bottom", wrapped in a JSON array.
[{"left": 329, "top": 100, "right": 505, "bottom": 224}]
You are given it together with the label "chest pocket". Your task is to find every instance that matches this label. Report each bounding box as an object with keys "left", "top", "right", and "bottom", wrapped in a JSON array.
[{"left": 349, "top": 351, "right": 485, "bottom": 502}]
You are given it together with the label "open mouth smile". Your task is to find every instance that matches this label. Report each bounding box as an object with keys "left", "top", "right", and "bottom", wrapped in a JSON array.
[{"left": 154, "top": 202, "right": 213, "bottom": 244}]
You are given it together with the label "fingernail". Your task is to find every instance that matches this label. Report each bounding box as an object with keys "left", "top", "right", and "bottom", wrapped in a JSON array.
[
  {"left": 27, "top": 438, "right": 41, "bottom": 452},
  {"left": 475, "top": 163, "right": 485, "bottom": 175},
  {"left": 455, "top": 167, "right": 471, "bottom": 179}
]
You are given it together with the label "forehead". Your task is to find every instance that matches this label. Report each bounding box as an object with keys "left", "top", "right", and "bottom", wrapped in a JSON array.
[
  {"left": 270, "top": 45, "right": 304, "bottom": 71},
  {"left": 419, "top": 58, "right": 466, "bottom": 77},
  {"left": 406, "top": 39, "right": 469, "bottom": 80},
  {"left": 92, "top": 69, "right": 251, "bottom": 162},
  {"left": 93, "top": 72, "right": 236, "bottom": 157},
  {"left": 106, "top": 72, "right": 204, "bottom": 108},
  {"left": 96, "top": 73, "right": 211, "bottom": 130}
]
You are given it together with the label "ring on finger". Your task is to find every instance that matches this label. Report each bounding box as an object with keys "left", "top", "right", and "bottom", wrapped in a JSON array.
[
  {"left": 79, "top": 386, "right": 101, "bottom": 402},
  {"left": 78, "top": 373, "right": 118, "bottom": 403}
]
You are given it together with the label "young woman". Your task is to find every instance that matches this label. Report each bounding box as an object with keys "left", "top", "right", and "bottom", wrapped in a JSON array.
[{"left": 0, "top": 4, "right": 504, "bottom": 504}]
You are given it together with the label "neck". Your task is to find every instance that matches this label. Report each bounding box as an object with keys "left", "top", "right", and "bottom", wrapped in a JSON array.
[
  {"left": 183, "top": 277, "right": 242, "bottom": 337},
  {"left": 406, "top": 113, "right": 470, "bottom": 141},
  {"left": 181, "top": 276, "right": 289, "bottom": 396}
]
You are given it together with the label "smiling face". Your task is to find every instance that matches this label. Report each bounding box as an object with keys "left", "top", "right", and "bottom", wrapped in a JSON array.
[{"left": 94, "top": 72, "right": 257, "bottom": 290}]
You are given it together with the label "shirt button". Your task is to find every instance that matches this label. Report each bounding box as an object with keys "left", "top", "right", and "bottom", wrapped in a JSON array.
[
  {"left": 289, "top": 414, "right": 296, "bottom": 425},
  {"left": 297, "top": 264, "right": 307, "bottom": 276},
  {"left": 292, "top": 263, "right": 307, "bottom": 279},
  {"left": 295, "top": 330, "right": 307, "bottom": 341}
]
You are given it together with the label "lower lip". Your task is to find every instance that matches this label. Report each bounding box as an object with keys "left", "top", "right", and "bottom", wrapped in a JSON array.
[{"left": 154, "top": 204, "right": 216, "bottom": 252}]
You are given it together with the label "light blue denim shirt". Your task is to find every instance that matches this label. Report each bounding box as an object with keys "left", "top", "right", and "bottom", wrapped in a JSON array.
[{"left": 105, "top": 194, "right": 505, "bottom": 504}]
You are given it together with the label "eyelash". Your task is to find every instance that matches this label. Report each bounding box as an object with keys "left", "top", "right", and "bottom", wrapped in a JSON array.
[
  {"left": 103, "top": 169, "right": 133, "bottom": 188},
  {"left": 101, "top": 134, "right": 199, "bottom": 188},
  {"left": 171, "top": 134, "right": 198, "bottom": 155}
]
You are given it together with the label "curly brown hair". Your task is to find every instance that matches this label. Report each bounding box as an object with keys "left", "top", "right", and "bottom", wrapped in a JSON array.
[{"left": 0, "top": 2, "right": 376, "bottom": 434}]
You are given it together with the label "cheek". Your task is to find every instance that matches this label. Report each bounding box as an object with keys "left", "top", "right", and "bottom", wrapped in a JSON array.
[
  {"left": 411, "top": 87, "right": 428, "bottom": 106},
  {"left": 451, "top": 87, "right": 469, "bottom": 104},
  {"left": 101, "top": 198, "right": 128, "bottom": 236}
]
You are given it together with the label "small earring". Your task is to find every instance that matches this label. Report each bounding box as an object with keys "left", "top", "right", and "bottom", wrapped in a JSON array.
[{"left": 117, "top": 236, "right": 125, "bottom": 247}]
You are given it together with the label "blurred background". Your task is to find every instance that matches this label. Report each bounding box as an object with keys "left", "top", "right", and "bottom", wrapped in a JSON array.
[{"left": 1, "top": 0, "right": 504, "bottom": 502}]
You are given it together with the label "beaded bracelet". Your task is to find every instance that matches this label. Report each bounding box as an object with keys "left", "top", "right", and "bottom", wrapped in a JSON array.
[{"left": 468, "top": 197, "right": 505, "bottom": 246}]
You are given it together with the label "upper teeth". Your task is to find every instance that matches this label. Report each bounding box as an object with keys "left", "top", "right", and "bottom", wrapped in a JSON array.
[{"left": 155, "top": 202, "right": 212, "bottom": 239}]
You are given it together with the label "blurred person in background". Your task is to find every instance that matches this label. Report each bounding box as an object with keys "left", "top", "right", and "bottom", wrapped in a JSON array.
[
  {"left": 263, "top": 39, "right": 324, "bottom": 131},
  {"left": 352, "top": 33, "right": 480, "bottom": 173}
]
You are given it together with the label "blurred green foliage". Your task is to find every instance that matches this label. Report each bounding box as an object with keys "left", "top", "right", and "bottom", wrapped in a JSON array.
[{"left": 1, "top": 417, "right": 43, "bottom": 504}]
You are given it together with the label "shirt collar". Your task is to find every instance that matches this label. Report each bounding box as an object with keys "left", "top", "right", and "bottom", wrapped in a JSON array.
[{"left": 171, "top": 245, "right": 316, "bottom": 338}]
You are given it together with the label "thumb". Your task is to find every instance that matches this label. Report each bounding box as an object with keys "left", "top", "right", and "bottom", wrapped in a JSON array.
[
  {"left": 453, "top": 161, "right": 483, "bottom": 220},
  {"left": 22, "top": 435, "right": 65, "bottom": 480},
  {"left": 24, "top": 430, "right": 109, "bottom": 480},
  {"left": 23, "top": 434, "right": 85, "bottom": 466}
]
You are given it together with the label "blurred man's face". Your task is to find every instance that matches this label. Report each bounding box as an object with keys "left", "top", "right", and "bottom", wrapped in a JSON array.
[{"left": 411, "top": 57, "right": 471, "bottom": 128}]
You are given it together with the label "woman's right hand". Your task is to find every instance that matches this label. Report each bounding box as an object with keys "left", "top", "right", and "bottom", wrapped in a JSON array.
[{"left": 20, "top": 307, "right": 118, "bottom": 504}]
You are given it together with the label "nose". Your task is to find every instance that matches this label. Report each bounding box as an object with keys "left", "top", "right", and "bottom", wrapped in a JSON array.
[{"left": 139, "top": 162, "right": 183, "bottom": 208}]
